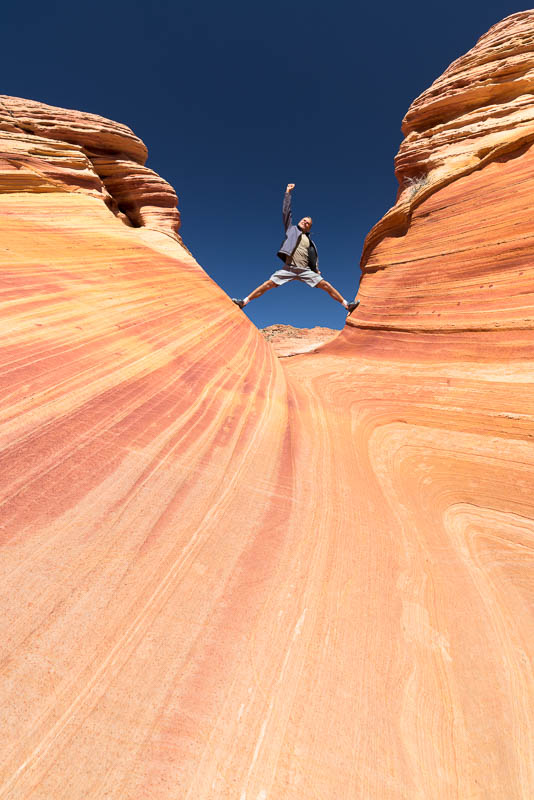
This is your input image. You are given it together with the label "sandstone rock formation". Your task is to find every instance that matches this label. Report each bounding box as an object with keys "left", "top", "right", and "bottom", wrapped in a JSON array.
[
  {"left": 0, "top": 96, "right": 182, "bottom": 241},
  {"left": 363, "top": 10, "right": 534, "bottom": 269},
  {"left": 350, "top": 11, "right": 534, "bottom": 359},
  {"left": 2, "top": 12, "right": 534, "bottom": 799}
]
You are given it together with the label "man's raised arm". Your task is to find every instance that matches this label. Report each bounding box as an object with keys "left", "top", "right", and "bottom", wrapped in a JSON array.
[{"left": 282, "top": 183, "right": 295, "bottom": 230}]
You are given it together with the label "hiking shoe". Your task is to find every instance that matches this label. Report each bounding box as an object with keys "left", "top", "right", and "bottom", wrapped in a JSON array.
[
  {"left": 346, "top": 300, "right": 360, "bottom": 314},
  {"left": 232, "top": 298, "right": 246, "bottom": 308}
]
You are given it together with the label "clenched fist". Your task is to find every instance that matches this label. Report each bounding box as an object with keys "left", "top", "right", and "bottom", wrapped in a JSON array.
[{"left": 286, "top": 183, "right": 295, "bottom": 193}]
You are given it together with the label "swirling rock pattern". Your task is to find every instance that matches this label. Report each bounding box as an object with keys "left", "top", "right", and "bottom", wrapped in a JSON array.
[{"left": 1, "top": 12, "right": 534, "bottom": 799}]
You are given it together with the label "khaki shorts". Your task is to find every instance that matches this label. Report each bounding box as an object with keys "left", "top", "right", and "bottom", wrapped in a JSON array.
[{"left": 269, "top": 265, "right": 323, "bottom": 288}]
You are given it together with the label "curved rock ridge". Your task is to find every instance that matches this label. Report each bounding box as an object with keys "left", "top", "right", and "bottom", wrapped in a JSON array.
[
  {"left": 362, "top": 10, "right": 534, "bottom": 268},
  {"left": 0, "top": 95, "right": 147, "bottom": 162},
  {"left": 0, "top": 96, "right": 182, "bottom": 242}
]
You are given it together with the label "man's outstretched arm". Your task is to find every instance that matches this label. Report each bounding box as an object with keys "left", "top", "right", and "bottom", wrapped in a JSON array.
[{"left": 282, "top": 183, "right": 295, "bottom": 230}]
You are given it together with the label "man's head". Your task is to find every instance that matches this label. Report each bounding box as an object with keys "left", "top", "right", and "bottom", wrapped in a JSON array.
[{"left": 298, "top": 216, "right": 312, "bottom": 232}]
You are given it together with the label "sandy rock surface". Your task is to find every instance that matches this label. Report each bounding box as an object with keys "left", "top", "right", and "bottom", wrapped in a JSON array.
[{"left": 2, "top": 12, "right": 534, "bottom": 799}]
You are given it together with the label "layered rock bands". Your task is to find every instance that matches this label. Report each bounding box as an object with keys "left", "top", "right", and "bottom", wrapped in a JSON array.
[{"left": 1, "top": 11, "right": 534, "bottom": 800}]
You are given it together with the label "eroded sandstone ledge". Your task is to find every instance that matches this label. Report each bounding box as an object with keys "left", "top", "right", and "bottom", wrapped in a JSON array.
[{"left": 0, "top": 95, "right": 183, "bottom": 244}]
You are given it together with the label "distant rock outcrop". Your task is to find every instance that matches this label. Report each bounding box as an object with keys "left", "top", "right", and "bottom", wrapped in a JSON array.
[
  {"left": 2, "top": 12, "right": 534, "bottom": 799},
  {"left": 261, "top": 323, "right": 338, "bottom": 356}
]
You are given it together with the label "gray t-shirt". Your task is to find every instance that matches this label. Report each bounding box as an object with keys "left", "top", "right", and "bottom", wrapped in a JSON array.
[{"left": 289, "top": 232, "right": 310, "bottom": 268}]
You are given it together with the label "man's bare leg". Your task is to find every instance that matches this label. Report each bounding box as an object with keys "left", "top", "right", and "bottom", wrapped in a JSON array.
[
  {"left": 232, "top": 279, "right": 278, "bottom": 308},
  {"left": 248, "top": 279, "right": 278, "bottom": 302},
  {"left": 316, "top": 279, "right": 359, "bottom": 314},
  {"left": 316, "top": 279, "right": 346, "bottom": 305}
]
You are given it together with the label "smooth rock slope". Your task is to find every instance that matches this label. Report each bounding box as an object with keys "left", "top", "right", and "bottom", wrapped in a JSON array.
[{"left": 2, "top": 13, "right": 534, "bottom": 799}]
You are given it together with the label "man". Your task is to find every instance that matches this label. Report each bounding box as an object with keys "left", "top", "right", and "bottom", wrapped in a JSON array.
[{"left": 232, "top": 183, "right": 359, "bottom": 314}]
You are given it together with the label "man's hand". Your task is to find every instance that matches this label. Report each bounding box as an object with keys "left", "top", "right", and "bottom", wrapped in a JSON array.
[{"left": 286, "top": 183, "right": 295, "bottom": 193}]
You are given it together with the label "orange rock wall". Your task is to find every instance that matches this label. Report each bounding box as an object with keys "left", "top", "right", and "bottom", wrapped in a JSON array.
[
  {"left": 1, "top": 191, "right": 294, "bottom": 799},
  {"left": 343, "top": 138, "right": 534, "bottom": 359}
]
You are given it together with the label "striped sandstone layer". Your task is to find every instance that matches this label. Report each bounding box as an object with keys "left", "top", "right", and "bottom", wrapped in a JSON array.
[{"left": 2, "top": 12, "right": 534, "bottom": 799}]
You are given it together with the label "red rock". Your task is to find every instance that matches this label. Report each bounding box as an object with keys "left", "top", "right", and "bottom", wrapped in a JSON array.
[{"left": 2, "top": 13, "right": 534, "bottom": 797}]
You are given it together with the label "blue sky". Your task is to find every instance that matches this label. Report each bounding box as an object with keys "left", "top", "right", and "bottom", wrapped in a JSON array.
[{"left": 3, "top": 0, "right": 523, "bottom": 329}]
